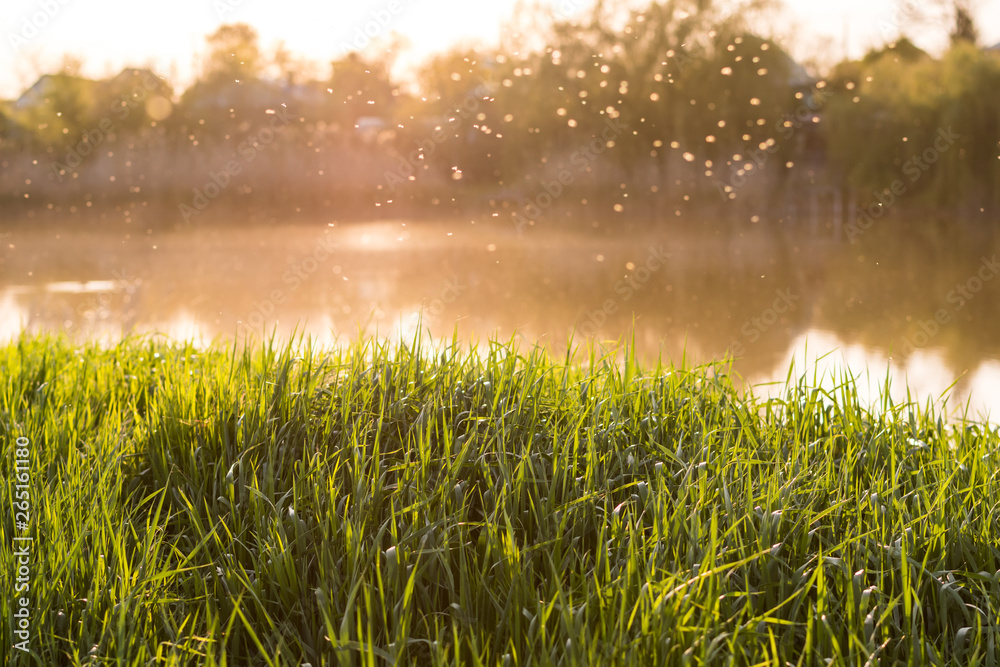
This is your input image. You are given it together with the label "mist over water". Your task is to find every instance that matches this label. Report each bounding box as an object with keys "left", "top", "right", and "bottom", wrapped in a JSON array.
[
  {"left": 4, "top": 2, "right": 1000, "bottom": 424},
  {"left": 4, "top": 206, "right": 999, "bottom": 420}
]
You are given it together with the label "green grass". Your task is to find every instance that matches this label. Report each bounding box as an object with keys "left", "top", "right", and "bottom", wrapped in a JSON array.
[{"left": 1, "top": 332, "right": 999, "bottom": 666}]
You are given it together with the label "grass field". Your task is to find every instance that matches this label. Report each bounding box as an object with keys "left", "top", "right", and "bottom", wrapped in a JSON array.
[{"left": 2, "top": 333, "right": 999, "bottom": 666}]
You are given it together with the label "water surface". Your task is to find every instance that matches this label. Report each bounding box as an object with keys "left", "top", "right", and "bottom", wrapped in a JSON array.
[{"left": 3, "top": 213, "right": 999, "bottom": 420}]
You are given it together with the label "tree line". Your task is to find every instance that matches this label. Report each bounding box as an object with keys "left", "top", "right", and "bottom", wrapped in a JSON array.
[{"left": 2, "top": 0, "right": 997, "bottom": 221}]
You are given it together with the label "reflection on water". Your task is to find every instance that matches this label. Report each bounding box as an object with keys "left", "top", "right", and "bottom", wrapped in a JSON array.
[{"left": 3, "top": 214, "right": 999, "bottom": 420}]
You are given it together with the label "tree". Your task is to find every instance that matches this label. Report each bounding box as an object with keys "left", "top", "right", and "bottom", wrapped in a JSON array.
[
  {"left": 950, "top": 0, "right": 979, "bottom": 45},
  {"left": 13, "top": 72, "right": 99, "bottom": 150},
  {"left": 822, "top": 40, "right": 1000, "bottom": 210},
  {"left": 401, "top": 49, "right": 501, "bottom": 185},
  {"left": 98, "top": 68, "right": 174, "bottom": 137},
  {"left": 896, "top": 0, "right": 980, "bottom": 48},
  {"left": 512, "top": 0, "right": 794, "bottom": 196},
  {"left": 178, "top": 24, "right": 273, "bottom": 142},
  {"left": 202, "top": 23, "right": 262, "bottom": 82},
  {"left": 326, "top": 51, "right": 398, "bottom": 134}
]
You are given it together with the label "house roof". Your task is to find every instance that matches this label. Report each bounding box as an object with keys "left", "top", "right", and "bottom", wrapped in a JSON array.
[
  {"left": 13, "top": 74, "right": 100, "bottom": 110},
  {"left": 13, "top": 69, "right": 169, "bottom": 111}
]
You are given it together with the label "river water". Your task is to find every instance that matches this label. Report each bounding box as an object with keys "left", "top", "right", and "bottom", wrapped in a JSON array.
[{"left": 3, "top": 213, "right": 999, "bottom": 421}]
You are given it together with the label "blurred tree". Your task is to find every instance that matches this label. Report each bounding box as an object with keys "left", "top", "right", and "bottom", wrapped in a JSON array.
[
  {"left": 932, "top": 42, "right": 1000, "bottom": 207},
  {"left": 328, "top": 52, "right": 397, "bottom": 130},
  {"left": 98, "top": 68, "right": 174, "bottom": 137},
  {"left": 272, "top": 41, "right": 295, "bottom": 82},
  {"left": 897, "top": 0, "right": 981, "bottom": 47},
  {"left": 0, "top": 105, "right": 20, "bottom": 151},
  {"left": 677, "top": 29, "right": 801, "bottom": 203},
  {"left": 202, "top": 23, "right": 262, "bottom": 82},
  {"left": 495, "top": 0, "right": 796, "bottom": 199},
  {"left": 398, "top": 49, "right": 501, "bottom": 185},
  {"left": 823, "top": 42, "right": 937, "bottom": 198},
  {"left": 11, "top": 72, "right": 99, "bottom": 150},
  {"left": 3, "top": 0, "right": 999, "bottom": 217},
  {"left": 950, "top": 0, "right": 979, "bottom": 45},
  {"left": 597, "top": 1, "right": 729, "bottom": 174},
  {"left": 178, "top": 24, "right": 275, "bottom": 142},
  {"left": 860, "top": 37, "right": 930, "bottom": 66},
  {"left": 269, "top": 41, "right": 321, "bottom": 85},
  {"left": 823, "top": 39, "right": 1000, "bottom": 211}
]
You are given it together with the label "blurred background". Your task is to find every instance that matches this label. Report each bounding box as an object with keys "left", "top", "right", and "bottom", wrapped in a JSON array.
[{"left": 2, "top": 0, "right": 1000, "bottom": 418}]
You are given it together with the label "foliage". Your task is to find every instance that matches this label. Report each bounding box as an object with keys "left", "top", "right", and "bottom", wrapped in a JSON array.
[
  {"left": 10, "top": 74, "right": 101, "bottom": 150},
  {"left": 328, "top": 52, "right": 399, "bottom": 131},
  {"left": 4, "top": 1, "right": 1000, "bottom": 213},
  {"left": 823, "top": 41, "right": 1000, "bottom": 210},
  {"left": 2, "top": 333, "right": 999, "bottom": 665},
  {"left": 203, "top": 23, "right": 264, "bottom": 83}
]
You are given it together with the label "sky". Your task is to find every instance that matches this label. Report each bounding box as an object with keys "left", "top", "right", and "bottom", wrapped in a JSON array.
[{"left": 1, "top": 0, "right": 999, "bottom": 99}]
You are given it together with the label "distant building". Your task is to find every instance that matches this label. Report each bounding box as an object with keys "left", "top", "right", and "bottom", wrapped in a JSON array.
[
  {"left": 862, "top": 38, "right": 932, "bottom": 65},
  {"left": 14, "top": 69, "right": 171, "bottom": 113},
  {"left": 13, "top": 73, "right": 96, "bottom": 111},
  {"left": 105, "top": 68, "right": 171, "bottom": 96}
]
